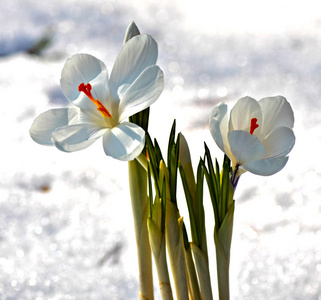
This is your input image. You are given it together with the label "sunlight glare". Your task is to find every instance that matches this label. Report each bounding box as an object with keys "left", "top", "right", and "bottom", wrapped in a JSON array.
[{"left": 176, "top": 0, "right": 321, "bottom": 35}]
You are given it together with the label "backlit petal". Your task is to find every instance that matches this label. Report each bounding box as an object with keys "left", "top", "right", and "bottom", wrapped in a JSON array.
[
  {"left": 110, "top": 34, "right": 158, "bottom": 96},
  {"left": 258, "top": 96, "right": 294, "bottom": 138},
  {"left": 228, "top": 130, "right": 265, "bottom": 165},
  {"left": 29, "top": 107, "right": 80, "bottom": 145},
  {"left": 243, "top": 156, "right": 289, "bottom": 176},
  {"left": 118, "top": 65, "right": 164, "bottom": 121},
  {"left": 52, "top": 123, "right": 106, "bottom": 152},
  {"left": 229, "top": 96, "right": 262, "bottom": 136},
  {"left": 262, "top": 126, "right": 295, "bottom": 158},
  {"left": 209, "top": 103, "right": 229, "bottom": 153},
  {"left": 60, "top": 54, "right": 109, "bottom": 111},
  {"left": 102, "top": 122, "right": 145, "bottom": 161}
]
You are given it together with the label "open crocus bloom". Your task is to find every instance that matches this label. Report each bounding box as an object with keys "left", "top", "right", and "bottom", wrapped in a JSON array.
[
  {"left": 209, "top": 96, "right": 295, "bottom": 185},
  {"left": 30, "top": 34, "right": 164, "bottom": 161}
]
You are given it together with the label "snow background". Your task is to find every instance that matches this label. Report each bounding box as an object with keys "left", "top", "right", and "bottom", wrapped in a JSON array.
[{"left": 1, "top": 0, "right": 321, "bottom": 299}]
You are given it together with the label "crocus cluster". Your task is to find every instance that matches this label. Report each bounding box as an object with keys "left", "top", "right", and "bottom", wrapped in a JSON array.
[{"left": 29, "top": 22, "right": 296, "bottom": 300}]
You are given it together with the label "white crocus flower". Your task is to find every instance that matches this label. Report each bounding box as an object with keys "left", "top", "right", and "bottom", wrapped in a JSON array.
[
  {"left": 209, "top": 96, "right": 295, "bottom": 186},
  {"left": 30, "top": 34, "right": 164, "bottom": 161}
]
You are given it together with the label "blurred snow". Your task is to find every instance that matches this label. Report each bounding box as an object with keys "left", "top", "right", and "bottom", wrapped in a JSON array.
[{"left": 0, "top": 0, "right": 321, "bottom": 299}]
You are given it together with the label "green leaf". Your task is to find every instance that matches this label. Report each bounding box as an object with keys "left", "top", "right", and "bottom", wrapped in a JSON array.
[
  {"left": 179, "top": 165, "right": 199, "bottom": 246},
  {"left": 146, "top": 133, "right": 161, "bottom": 197},
  {"left": 129, "top": 107, "right": 150, "bottom": 132},
  {"left": 195, "top": 159, "right": 205, "bottom": 251},
  {"left": 181, "top": 221, "right": 190, "bottom": 251},
  {"left": 167, "top": 120, "right": 179, "bottom": 206},
  {"left": 203, "top": 143, "right": 220, "bottom": 228},
  {"left": 161, "top": 177, "right": 166, "bottom": 233},
  {"left": 147, "top": 164, "right": 153, "bottom": 218}
]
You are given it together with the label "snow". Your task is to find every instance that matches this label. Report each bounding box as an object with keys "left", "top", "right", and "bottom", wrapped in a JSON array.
[{"left": 1, "top": 0, "right": 321, "bottom": 299}]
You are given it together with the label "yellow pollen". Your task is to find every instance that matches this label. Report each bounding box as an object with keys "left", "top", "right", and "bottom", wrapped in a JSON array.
[{"left": 78, "top": 83, "right": 112, "bottom": 118}]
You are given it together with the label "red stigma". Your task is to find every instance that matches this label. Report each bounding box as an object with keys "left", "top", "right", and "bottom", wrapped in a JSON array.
[
  {"left": 250, "top": 118, "right": 259, "bottom": 135},
  {"left": 78, "top": 83, "right": 94, "bottom": 100},
  {"left": 78, "top": 83, "right": 112, "bottom": 118}
]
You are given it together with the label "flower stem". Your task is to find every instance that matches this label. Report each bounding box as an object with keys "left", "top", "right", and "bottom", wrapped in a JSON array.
[
  {"left": 147, "top": 216, "right": 173, "bottom": 300},
  {"left": 178, "top": 218, "right": 201, "bottom": 300},
  {"left": 128, "top": 159, "right": 154, "bottom": 300},
  {"left": 165, "top": 201, "right": 189, "bottom": 300},
  {"left": 214, "top": 201, "right": 235, "bottom": 300},
  {"left": 191, "top": 243, "right": 213, "bottom": 300}
]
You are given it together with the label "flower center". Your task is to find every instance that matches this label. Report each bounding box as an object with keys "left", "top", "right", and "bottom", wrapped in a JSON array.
[
  {"left": 250, "top": 118, "right": 259, "bottom": 135},
  {"left": 78, "top": 83, "right": 112, "bottom": 118}
]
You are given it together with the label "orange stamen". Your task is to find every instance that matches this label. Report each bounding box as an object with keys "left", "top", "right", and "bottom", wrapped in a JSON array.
[
  {"left": 250, "top": 118, "right": 259, "bottom": 135},
  {"left": 78, "top": 83, "right": 112, "bottom": 118}
]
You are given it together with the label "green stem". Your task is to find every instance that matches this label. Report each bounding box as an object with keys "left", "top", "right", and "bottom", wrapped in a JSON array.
[
  {"left": 214, "top": 201, "right": 235, "bottom": 300},
  {"left": 191, "top": 243, "right": 213, "bottom": 300},
  {"left": 128, "top": 159, "right": 154, "bottom": 300},
  {"left": 148, "top": 217, "right": 173, "bottom": 300},
  {"left": 166, "top": 201, "right": 189, "bottom": 300},
  {"left": 136, "top": 152, "right": 148, "bottom": 171}
]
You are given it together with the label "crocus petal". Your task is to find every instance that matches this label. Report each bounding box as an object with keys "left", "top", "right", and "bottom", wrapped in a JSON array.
[
  {"left": 123, "top": 21, "right": 140, "bottom": 44},
  {"left": 60, "top": 54, "right": 109, "bottom": 111},
  {"left": 29, "top": 107, "right": 80, "bottom": 145},
  {"left": 52, "top": 123, "right": 106, "bottom": 152},
  {"left": 228, "top": 130, "right": 265, "bottom": 165},
  {"left": 242, "top": 156, "right": 289, "bottom": 176},
  {"left": 262, "top": 126, "right": 295, "bottom": 158},
  {"left": 102, "top": 122, "right": 145, "bottom": 161},
  {"left": 110, "top": 34, "right": 158, "bottom": 97},
  {"left": 258, "top": 96, "right": 294, "bottom": 138},
  {"left": 229, "top": 96, "right": 262, "bottom": 136},
  {"left": 209, "top": 103, "right": 229, "bottom": 153},
  {"left": 118, "top": 65, "right": 164, "bottom": 121}
]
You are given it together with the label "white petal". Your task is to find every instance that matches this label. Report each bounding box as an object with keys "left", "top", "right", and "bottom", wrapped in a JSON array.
[
  {"left": 29, "top": 107, "right": 80, "bottom": 145},
  {"left": 258, "top": 96, "right": 294, "bottom": 138},
  {"left": 118, "top": 65, "right": 164, "bottom": 121},
  {"left": 52, "top": 123, "right": 106, "bottom": 152},
  {"left": 60, "top": 54, "right": 110, "bottom": 111},
  {"left": 209, "top": 103, "right": 228, "bottom": 153},
  {"left": 229, "top": 96, "right": 262, "bottom": 137},
  {"left": 262, "top": 126, "right": 295, "bottom": 158},
  {"left": 243, "top": 156, "right": 289, "bottom": 176},
  {"left": 228, "top": 130, "right": 265, "bottom": 165},
  {"left": 123, "top": 21, "right": 140, "bottom": 44},
  {"left": 102, "top": 122, "right": 145, "bottom": 161},
  {"left": 110, "top": 34, "right": 158, "bottom": 96}
]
